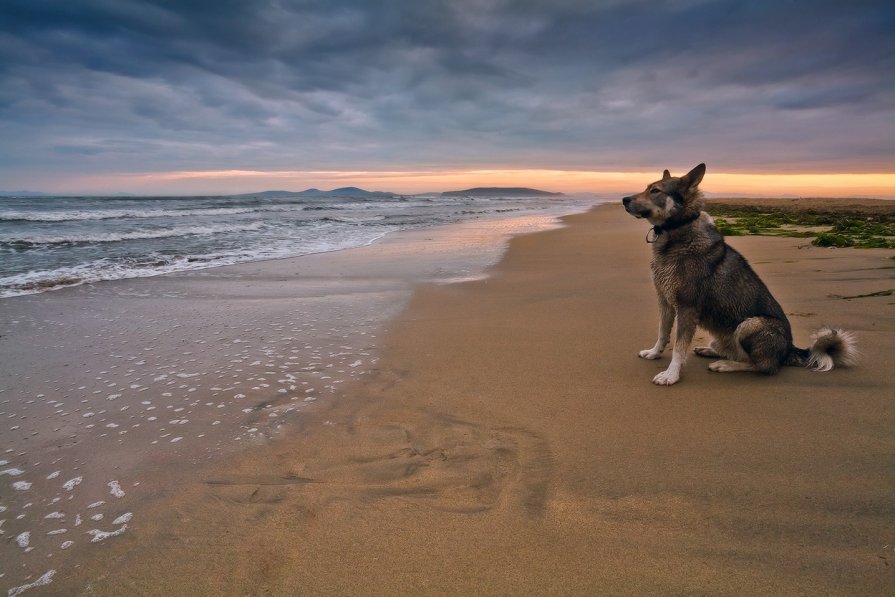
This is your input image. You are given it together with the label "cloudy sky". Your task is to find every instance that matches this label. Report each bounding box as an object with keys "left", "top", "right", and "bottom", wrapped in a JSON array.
[{"left": 1, "top": 0, "right": 893, "bottom": 195}]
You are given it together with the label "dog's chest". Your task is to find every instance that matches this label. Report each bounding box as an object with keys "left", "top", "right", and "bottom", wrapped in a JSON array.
[{"left": 650, "top": 251, "right": 697, "bottom": 303}]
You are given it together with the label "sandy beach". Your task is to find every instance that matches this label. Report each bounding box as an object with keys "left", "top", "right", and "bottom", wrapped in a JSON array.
[
  {"left": 4, "top": 200, "right": 894, "bottom": 594},
  {"left": 4, "top": 2, "right": 893, "bottom": 594},
  {"left": 0, "top": 212, "right": 571, "bottom": 593}
]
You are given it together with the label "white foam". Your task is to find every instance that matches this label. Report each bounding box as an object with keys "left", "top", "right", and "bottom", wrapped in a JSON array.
[
  {"left": 60, "top": 540, "right": 74, "bottom": 550},
  {"left": 0, "top": 467, "right": 25, "bottom": 476},
  {"left": 7, "top": 221, "right": 266, "bottom": 245},
  {"left": 87, "top": 500, "right": 105, "bottom": 509},
  {"left": 0, "top": 204, "right": 302, "bottom": 223},
  {"left": 88, "top": 524, "right": 128, "bottom": 543},
  {"left": 15, "top": 531, "right": 30, "bottom": 548},
  {"left": 12, "top": 481, "right": 32, "bottom": 490},
  {"left": 62, "top": 476, "right": 83, "bottom": 491},
  {"left": 108, "top": 480, "right": 125, "bottom": 498},
  {"left": 7, "top": 569, "right": 56, "bottom": 597},
  {"left": 112, "top": 512, "right": 133, "bottom": 525}
]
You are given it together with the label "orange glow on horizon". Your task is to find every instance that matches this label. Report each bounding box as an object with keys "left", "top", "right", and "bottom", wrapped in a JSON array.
[{"left": 86, "top": 168, "right": 895, "bottom": 197}]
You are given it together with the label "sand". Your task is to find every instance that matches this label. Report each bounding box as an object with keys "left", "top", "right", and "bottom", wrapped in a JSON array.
[
  {"left": 7, "top": 201, "right": 895, "bottom": 594},
  {"left": 0, "top": 213, "right": 567, "bottom": 593}
]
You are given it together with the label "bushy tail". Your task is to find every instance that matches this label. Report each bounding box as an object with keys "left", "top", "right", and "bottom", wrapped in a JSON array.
[
  {"left": 804, "top": 327, "right": 860, "bottom": 371},
  {"left": 784, "top": 327, "right": 859, "bottom": 370}
]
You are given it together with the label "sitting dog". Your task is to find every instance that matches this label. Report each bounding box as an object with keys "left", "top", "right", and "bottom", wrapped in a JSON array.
[{"left": 622, "top": 163, "right": 857, "bottom": 386}]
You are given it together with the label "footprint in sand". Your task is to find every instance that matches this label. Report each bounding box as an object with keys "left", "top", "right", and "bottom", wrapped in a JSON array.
[{"left": 204, "top": 413, "right": 554, "bottom": 517}]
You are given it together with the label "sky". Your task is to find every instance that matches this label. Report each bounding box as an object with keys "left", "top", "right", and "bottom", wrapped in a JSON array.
[{"left": 0, "top": 0, "right": 893, "bottom": 196}]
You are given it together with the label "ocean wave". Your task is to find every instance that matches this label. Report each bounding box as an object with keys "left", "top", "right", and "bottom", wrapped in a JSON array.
[
  {"left": 2, "top": 222, "right": 266, "bottom": 247},
  {"left": 0, "top": 252, "right": 266, "bottom": 297},
  {"left": 0, "top": 227, "right": 395, "bottom": 298},
  {"left": 0, "top": 205, "right": 304, "bottom": 222},
  {"left": 320, "top": 215, "right": 387, "bottom": 224},
  {"left": 0, "top": 195, "right": 602, "bottom": 298}
]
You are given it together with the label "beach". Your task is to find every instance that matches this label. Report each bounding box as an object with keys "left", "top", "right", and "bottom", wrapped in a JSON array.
[
  {"left": 3, "top": 200, "right": 894, "bottom": 594},
  {"left": 0, "top": 210, "right": 574, "bottom": 593}
]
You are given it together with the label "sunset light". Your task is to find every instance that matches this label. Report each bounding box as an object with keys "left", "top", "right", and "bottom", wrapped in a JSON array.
[{"left": 104, "top": 168, "right": 895, "bottom": 197}]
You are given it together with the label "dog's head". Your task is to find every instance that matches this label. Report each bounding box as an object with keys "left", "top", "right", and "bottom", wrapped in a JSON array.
[{"left": 622, "top": 163, "right": 706, "bottom": 226}]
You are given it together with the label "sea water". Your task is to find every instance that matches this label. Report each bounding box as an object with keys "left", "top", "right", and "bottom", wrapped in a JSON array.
[
  {"left": 0, "top": 191, "right": 608, "bottom": 593},
  {"left": 0, "top": 192, "right": 600, "bottom": 298}
]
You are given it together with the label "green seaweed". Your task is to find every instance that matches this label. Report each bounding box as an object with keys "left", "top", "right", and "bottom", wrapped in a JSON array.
[
  {"left": 837, "top": 289, "right": 893, "bottom": 300},
  {"left": 708, "top": 205, "right": 895, "bottom": 249}
]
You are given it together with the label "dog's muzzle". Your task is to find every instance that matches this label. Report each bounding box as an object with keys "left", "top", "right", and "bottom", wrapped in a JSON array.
[{"left": 622, "top": 196, "right": 644, "bottom": 218}]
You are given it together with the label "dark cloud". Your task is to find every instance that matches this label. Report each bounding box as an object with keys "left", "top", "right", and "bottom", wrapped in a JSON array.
[{"left": 0, "top": 0, "right": 893, "bottom": 186}]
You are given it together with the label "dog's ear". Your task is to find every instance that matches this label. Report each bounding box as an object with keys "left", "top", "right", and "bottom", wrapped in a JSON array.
[
  {"left": 680, "top": 163, "right": 705, "bottom": 189},
  {"left": 662, "top": 169, "right": 671, "bottom": 180}
]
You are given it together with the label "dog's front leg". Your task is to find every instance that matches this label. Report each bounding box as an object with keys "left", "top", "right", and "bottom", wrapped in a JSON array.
[
  {"left": 639, "top": 295, "right": 674, "bottom": 360},
  {"left": 653, "top": 309, "right": 697, "bottom": 386}
]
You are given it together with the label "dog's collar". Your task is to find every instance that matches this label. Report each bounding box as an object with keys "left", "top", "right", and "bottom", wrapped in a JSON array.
[{"left": 646, "top": 212, "right": 700, "bottom": 243}]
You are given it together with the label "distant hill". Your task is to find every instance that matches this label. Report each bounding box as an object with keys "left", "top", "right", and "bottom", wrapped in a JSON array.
[
  {"left": 236, "top": 187, "right": 398, "bottom": 198},
  {"left": 441, "top": 187, "right": 564, "bottom": 197}
]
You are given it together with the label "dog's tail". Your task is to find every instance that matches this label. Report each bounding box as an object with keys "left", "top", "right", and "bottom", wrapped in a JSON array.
[{"left": 784, "top": 327, "right": 859, "bottom": 371}]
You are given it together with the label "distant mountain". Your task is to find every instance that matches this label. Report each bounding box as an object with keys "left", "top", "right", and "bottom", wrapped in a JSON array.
[
  {"left": 236, "top": 187, "right": 398, "bottom": 198},
  {"left": 441, "top": 187, "right": 564, "bottom": 197},
  {"left": 324, "top": 186, "right": 385, "bottom": 196}
]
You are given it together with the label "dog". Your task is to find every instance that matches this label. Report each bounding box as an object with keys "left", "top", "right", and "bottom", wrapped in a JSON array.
[{"left": 622, "top": 163, "right": 858, "bottom": 386}]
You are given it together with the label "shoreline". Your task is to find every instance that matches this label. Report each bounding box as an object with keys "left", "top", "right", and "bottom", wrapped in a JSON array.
[
  {"left": 0, "top": 195, "right": 600, "bottom": 300},
  {"left": 0, "top": 208, "right": 588, "bottom": 594},
  {"left": 43, "top": 200, "right": 894, "bottom": 594}
]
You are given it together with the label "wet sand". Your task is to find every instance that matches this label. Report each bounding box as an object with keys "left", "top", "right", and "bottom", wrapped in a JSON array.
[
  {"left": 0, "top": 213, "right": 568, "bottom": 594},
  {"left": 6, "top": 201, "right": 895, "bottom": 594}
]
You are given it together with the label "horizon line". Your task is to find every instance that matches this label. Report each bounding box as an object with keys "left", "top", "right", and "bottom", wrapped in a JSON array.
[{"left": 6, "top": 168, "right": 895, "bottom": 197}]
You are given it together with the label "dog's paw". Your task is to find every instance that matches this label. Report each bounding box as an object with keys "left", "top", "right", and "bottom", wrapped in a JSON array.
[
  {"left": 694, "top": 346, "right": 721, "bottom": 358},
  {"left": 639, "top": 349, "right": 663, "bottom": 360},
  {"left": 708, "top": 360, "right": 742, "bottom": 372},
  {"left": 652, "top": 369, "right": 680, "bottom": 385}
]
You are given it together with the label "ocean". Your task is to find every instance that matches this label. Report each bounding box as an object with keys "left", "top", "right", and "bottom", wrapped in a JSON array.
[
  {"left": 0, "top": 190, "right": 603, "bottom": 591},
  {"left": 0, "top": 192, "right": 600, "bottom": 298}
]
